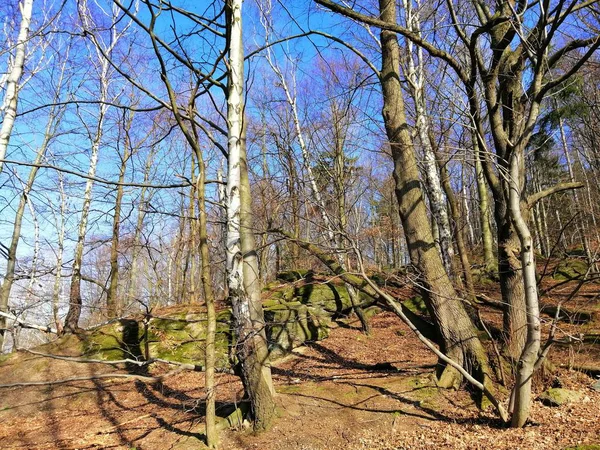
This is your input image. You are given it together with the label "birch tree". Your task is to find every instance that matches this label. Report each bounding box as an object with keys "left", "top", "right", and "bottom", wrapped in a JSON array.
[
  {"left": 0, "top": 0, "right": 33, "bottom": 175},
  {"left": 226, "top": 0, "right": 275, "bottom": 430}
]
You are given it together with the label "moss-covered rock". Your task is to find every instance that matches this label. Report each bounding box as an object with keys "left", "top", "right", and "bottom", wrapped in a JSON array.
[
  {"left": 276, "top": 270, "right": 314, "bottom": 283},
  {"left": 402, "top": 296, "right": 427, "bottom": 315},
  {"left": 9, "top": 275, "right": 377, "bottom": 370},
  {"left": 553, "top": 258, "right": 589, "bottom": 281},
  {"left": 538, "top": 388, "right": 584, "bottom": 407}
]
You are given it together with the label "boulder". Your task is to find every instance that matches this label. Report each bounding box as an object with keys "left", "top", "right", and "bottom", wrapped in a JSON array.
[{"left": 538, "top": 388, "right": 584, "bottom": 407}]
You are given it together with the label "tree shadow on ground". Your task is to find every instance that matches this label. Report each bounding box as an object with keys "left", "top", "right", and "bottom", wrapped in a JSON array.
[
  {"left": 110, "top": 318, "right": 241, "bottom": 446},
  {"left": 273, "top": 340, "right": 508, "bottom": 428}
]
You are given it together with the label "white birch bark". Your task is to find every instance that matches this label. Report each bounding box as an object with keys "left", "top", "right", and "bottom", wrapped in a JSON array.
[
  {"left": 226, "top": 0, "right": 245, "bottom": 317},
  {"left": 402, "top": 0, "right": 454, "bottom": 275},
  {"left": 0, "top": 0, "right": 33, "bottom": 174},
  {"left": 226, "top": 0, "right": 275, "bottom": 429}
]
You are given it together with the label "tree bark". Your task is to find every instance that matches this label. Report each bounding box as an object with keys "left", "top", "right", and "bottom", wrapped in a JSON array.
[
  {"left": 0, "top": 93, "right": 65, "bottom": 350},
  {"left": 401, "top": 0, "right": 454, "bottom": 276},
  {"left": 378, "top": 0, "right": 490, "bottom": 387},
  {"left": 474, "top": 141, "right": 496, "bottom": 270},
  {"left": 106, "top": 143, "right": 129, "bottom": 319},
  {"left": 0, "top": 0, "right": 33, "bottom": 175},
  {"left": 509, "top": 150, "right": 541, "bottom": 428},
  {"left": 226, "top": 0, "right": 275, "bottom": 431}
]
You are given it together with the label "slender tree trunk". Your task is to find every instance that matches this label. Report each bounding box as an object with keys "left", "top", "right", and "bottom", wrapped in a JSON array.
[
  {"left": 509, "top": 151, "right": 541, "bottom": 428},
  {"left": 126, "top": 150, "right": 154, "bottom": 309},
  {"left": 64, "top": 9, "right": 119, "bottom": 331},
  {"left": 53, "top": 172, "right": 66, "bottom": 334},
  {"left": 379, "top": 0, "right": 491, "bottom": 388},
  {"left": 474, "top": 141, "right": 495, "bottom": 270},
  {"left": 437, "top": 152, "right": 476, "bottom": 298},
  {"left": 64, "top": 103, "right": 108, "bottom": 331},
  {"left": 263, "top": 26, "right": 369, "bottom": 333},
  {"left": 106, "top": 148, "right": 129, "bottom": 319},
  {"left": 0, "top": 0, "right": 33, "bottom": 175},
  {"left": 226, "top": 0, "right": 275, "bottom": 431},
  {"left": 402, "top": 0, "right": 454, "bottom": 276},
  {"left": 0, "top": 98, "right": 64, "bottom": 349},
  {"left": 193, "top": 154, "right": 218, "bottom": 448}
]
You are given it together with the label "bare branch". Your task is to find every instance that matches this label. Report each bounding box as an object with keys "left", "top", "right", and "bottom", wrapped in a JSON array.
[{"left": 526, "top": 181, "right": 584, "bottom": 208}]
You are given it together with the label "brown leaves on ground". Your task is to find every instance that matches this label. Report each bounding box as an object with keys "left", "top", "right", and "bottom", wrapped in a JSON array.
[{"left": 0, "top": 269, "right": 599, "bottom": 449}]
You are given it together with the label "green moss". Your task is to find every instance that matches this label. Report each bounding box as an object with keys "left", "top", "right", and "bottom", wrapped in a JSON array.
[
  {"left": 538, "top": 388, "right": 583, "bottom": 406},
  {"left": 276, "top": 270, "right": 313, "bottom": 282},
  {"left": 554, "top": 259, "right": 589, "bottom": 280},
  {"left": 82, "top": 327, "right": 126, "bottom": 360},
  {"left": 403, "top": 296, "right": 427, "bottom": 315},
  {"left": 278, "top": 384, "right": 302, "bottom": 394}
]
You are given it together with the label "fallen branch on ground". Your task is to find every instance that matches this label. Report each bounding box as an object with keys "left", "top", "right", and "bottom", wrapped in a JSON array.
[
  {"left": 20, "top": 348, "right": 235, "bottom": 373},
  {"left": 271, "top": 228, "right": 509, "bottom": 423}
]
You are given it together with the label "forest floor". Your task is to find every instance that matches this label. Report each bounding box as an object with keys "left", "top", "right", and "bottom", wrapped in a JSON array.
[{"left": 0, "top": 263, "right": 599, "bottom": 450}]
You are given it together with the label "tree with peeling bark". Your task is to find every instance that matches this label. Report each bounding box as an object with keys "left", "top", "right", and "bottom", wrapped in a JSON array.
[
  {"left": 0, "top": 0, "right": 33, "bottom": 175},
  {"left": 226, "top": 0, "right": 276, "bottom": 431}
]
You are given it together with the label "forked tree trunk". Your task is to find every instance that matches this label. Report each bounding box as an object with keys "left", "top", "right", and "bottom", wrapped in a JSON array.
[
  {"left": 226, "top": 0, "right": 275, "bottom": 431},
  {"left": 379, "top": 0, "right": 490, "bottom": 387}
]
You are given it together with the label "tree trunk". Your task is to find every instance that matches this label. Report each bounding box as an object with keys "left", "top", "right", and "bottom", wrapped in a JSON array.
[
  {"left": 437, "top": 152, "right": 476, "bottom": 299},
  {"left": 509, "top": 150, "right": 541, "bottom": 428},
  {"left": 379, "top": 0, "right": 490, "bottom": 387},
  {"left": 401, "top": 0, "right": 454, "bottom": 276},
  {"left": 0, "top": 0, "right": 33, "bottom": 175},
  {"left": 106, "top": 147, "right": 129, "bottom": 319},
  {"left": 263, "top": 28, "right": 369, "bottom": 333},
  {"left": 226, "top": 0, "right": 275, "bottom": 431},
  {"left": 195, "top": 153, "right": 218, "bottom": 448},
  {"left": 64, "top": 10, "right": 118, "bottom": 331},
  {"left": 52, "top": 172, "right": 66, "bottom": 334},
  {"left": 474, "top": 142, "right": 495, "bottom": 270},
  {"left": 0, "top": 97, "right": 65, "bottom": 349},
  {"left": 496, "top": 204, "right": 528, "bottom": 360},
  {"left": 126, "top": 150, "right": 155, "bottom": 308}
]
